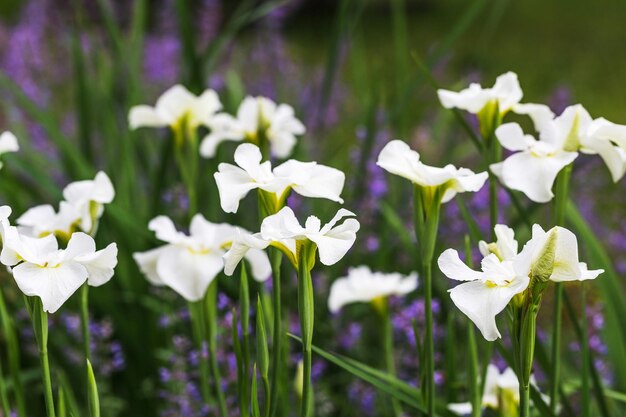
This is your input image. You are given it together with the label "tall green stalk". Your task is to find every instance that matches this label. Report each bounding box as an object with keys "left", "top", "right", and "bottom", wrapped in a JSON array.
[
  {"left": 297, "top": 244, "right": 315, "bottom": 417},
  {"left": 413, "top": 186, "right": 442, "bottom": 417},
  {"left": 204, "top": 281, "right": 228, "bottom": 417},
  {"left": 0, "top": 289, "right": 26, "bottom": 417},
  {"left": 28, "top": 298, "right": 56, "bottom": 417},
  {"left": 239, "top": 264, "right": 251, "bottom": 417},
  {"left": 550, "top": 163, "right": 572, "bottom": 412},
  {"left": 379, "top": 297, "right": 402, "bottom": 417},
  {"left": 268, "top": 248, "right": 283, "bottom": 417},
  {"left": 188, "top": 300, "right": 211, "bottom": 404}
]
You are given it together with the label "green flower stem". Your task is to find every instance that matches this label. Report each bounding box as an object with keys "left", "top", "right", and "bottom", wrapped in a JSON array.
[
  {"left": 467, "top": 324, "right": 481, "bottom": 417},
  {"left": 29, "top": 298, "right": 56, "bottom": 417},
  {"left": 550, "top": 163, "right": 572, "bottom": 412},
  {"left": 297, "top": 244, "right": 315, "bottom": 417},
  {"left": 0, "top": 361, "right": 11, "bottom": 417},
  {"left": 379, "top": 297, "right": 402, "bottom": 417},
  {"left": 0, "top": 289, "right": 26, "bottom": 417},
  {"left": 80, "top": 284, "right": 91, "bottom": 362},
  {"left": 240, "top": 263, "right": 251, "bottom": 416},
  {"left": 173, "top": 123, "right": 199, "bottom": 217},
  {"left": 188, "top": 300, "right": 212, "bottom": 403},
  {"left": 204, "top": 281, "right": 228, "bottom": 417},
  {"left": 268, "top": 248, "right": 283, "bottom": 417},
  {"left": 413, "top": 185, "right": 442, "bottom": 417},
  {"left": 256, "top": 296, "right": 270, "bottom": 417},
  {"left": 580, "top": 284, "right": 590, "bottom": 417}
]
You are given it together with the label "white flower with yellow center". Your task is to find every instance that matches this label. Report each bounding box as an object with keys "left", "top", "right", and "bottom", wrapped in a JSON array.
[
  {"left": 200, "top": 96, "right": 305, "bottom": 159},
  {"left": 134, "top": 214, "right": 271, "bottom": 302},
  {"left": 327, "top": 266, "right": 417, "bottom": 313},
  {"left": 214, "top": 143, "right": 344, "bottom": 213},
  {"left": 128, "top": 84, "right": 222, "bottom": 131}
]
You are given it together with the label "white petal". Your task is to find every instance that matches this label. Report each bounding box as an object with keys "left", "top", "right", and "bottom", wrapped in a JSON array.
[
  {"left": 260, "top": 207, "right": 306, "bottom": 241},
  {"left": 157, "top": 246, "right": 223, "bottom": 302},
  {"left": 582, "top": 132, "right": 626, "bottom": 182},
  {"left": 200, "top": 113, "right": 245, "bottom": 158},
  {"left": 494, "top": 224, "right": 519, "bottom": 259},
  {"left": 437, "top": 84, "right": 492, "bottom": 113},
  {"left": 376, "top": 140, "right": 423, "bottom": 184},
  {"left": 13, "top": 261, "right": 87, "bottom": 313},
  {"left": 244, "top": 248, "right": 271, "bottom": 282},
  {"left": 223, "top": 231, "right": 270, "bottom": 276},
  {"left": 17, "top": 205, "right": 57, "bottom": 230},
  {"left": 148, "top": 216, "right": 184, "bottom": 244},
  {"left": 446, "top": 169, "right": 488, "bottom": 202},
  {"left": 214, "top": 164, "right": 260, "bottom": 213},
  {"left": 449, "top": 276, "right": 529, "bottom": 341},
  {"left": 491, "top": 72, "right": 523, "bottom": 111},
  {"left": 128, "top": 105, "right": 167, "bottom": 129},
  {"left": 64, "top": 232, "right": 97, "bottom": 259},
  {"left": 549, "top": 226, "right": 583, "bottom": 282},
  {"left": 309, "top": 218, "right": 359, "bottom": 266},
  {"left": 133, "top": 246, "right": 168, "bottom": 286},
  {"left": 0, "top": 132, "right": 19, "bottom": 154},
  {"left": 512, "top": 103, "right": 555, "bottom": 132},
  {"left": 190, "top": 89, "right": 222, "bottom": 126},
  {"left": 578, "top": 262, "right": 604, "bottom": 281},
  {"left": 237, "top": 96, "right": 261, "bottom": 133},
  {"left": 493, "top": 151, "right": 577, "bottom": 203},
  {"left": 495, "top": 123, "right": 534, "bottom": 151},
  {"left": 275, "top": 160, "right": 345, "bottom": 203},
  {"left": 437, "top": 249, "right": 483, "bottom": 282},
  {"left": 447, "top": 402, "right": 473, "bottom": 415},
  {"left": 77, "top": 243, "right": 118, "bottom": 287},
  {"left": 154, "top": 85, "right": 196, "bottom": 125}
]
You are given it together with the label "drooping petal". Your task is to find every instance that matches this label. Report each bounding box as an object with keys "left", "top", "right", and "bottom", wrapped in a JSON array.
[
  {"left": 512, "top": 103, "right": 555, "bottom": 132},
  {"left": 244, "top": 248, "right": 272, "bottom": 282},
  {"left": 444, "top": 169, "right": 488, "bottom": 203},
  {"left": 309, "top": 218, "right": 360, "bottom": 266},
  {"left": 449, "top": 276, "right": 529, "bottom": 341},
  {"left": 578, "top": 262, "right": 604, "bottom": 281},
  {"left": 437, "top": 83, "right": 492, "bottom": 113},
  {"left": 12, "top": 261, "right": 88, "bottom": 313},
  {"left": 128, "top": 105, "right": 167, "bottom": 129},
  {"left": 274, "top": 160, "right": 345, "bottom": 203},
  {"left": 319, "top": 208, "right": 357, "bottom": 235},
  {"left": 133, "top": 246, "right": 168, "bottom": 286},
  {"left": 581, "top": 127, "right": 626, "bottom": 182},
  {"left": 437, "top": 249, "right": 483, "bottom": 282},
  {"left": 376, "top": 140, "right": 424, "bottom": 185},
  {"left": 214, "top": 164, "right": 260, "bottom": 213},
  {"left": 200, "top": 113, "right": 245, "bottom": 158},
  {"left": 223, "top": 231, "right": 270, "bottom": 276},
  {"left": 157, "top": 246, "right": 224, "bottom": 302},
  {"left": 77, "top": 243, "right": 118, "bottom": 287},
  {"left": 492, "top": 151, "right": 578, "bottom": 203}
]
